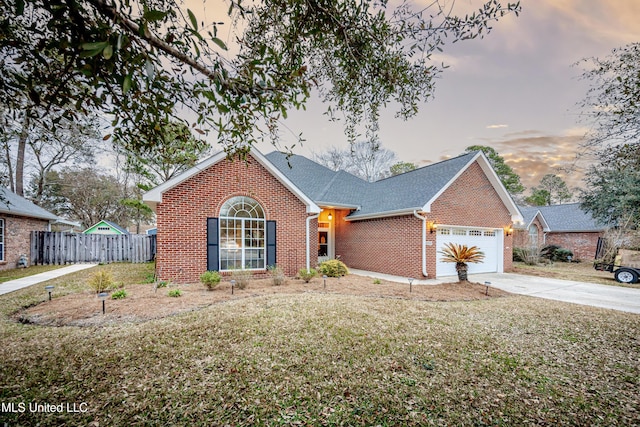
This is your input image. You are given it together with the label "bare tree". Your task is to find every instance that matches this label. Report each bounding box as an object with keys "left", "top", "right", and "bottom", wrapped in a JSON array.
[
  {"left": 27, "top": 116, "right": 100, "bottom": 203},
  {"left": 314, "top": 141, "right": 398, "bottom": 182}
]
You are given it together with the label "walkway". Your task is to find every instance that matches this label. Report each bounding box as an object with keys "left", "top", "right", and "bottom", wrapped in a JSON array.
[
  {"left": 0, "top": 264, "right": 98, "bottom": 296},
  {"left": 350, "top": 269, "right": 640, "bottom": 314}
]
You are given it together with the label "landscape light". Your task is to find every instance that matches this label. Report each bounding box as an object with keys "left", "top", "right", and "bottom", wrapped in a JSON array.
[
  {"left": 44, "top": 285, "right": 54, "bottom": 301},
  {"left": 408, "top": 278, "right": 414, "bottom": 293},
  {"left": 484, "top": 281, "right": 491, "bottom": 296},
  {"left": 230, "top": 280, "right": 236, "bottom": 295},
  {"left": 98, "top": 292, "right": 109, "bottom": 314},
  {"left": 323, "top": 275, "right": 327, "bottom": 289}
]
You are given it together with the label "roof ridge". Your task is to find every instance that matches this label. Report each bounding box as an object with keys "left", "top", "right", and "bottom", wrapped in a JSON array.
[{"left": 373, "top": 150, "right": 478, "bottom": 183}]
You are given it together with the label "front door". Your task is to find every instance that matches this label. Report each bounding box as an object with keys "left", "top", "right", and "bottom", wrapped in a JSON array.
[{"left": 318, "top": 222, "right": 331, "bottom": 263}]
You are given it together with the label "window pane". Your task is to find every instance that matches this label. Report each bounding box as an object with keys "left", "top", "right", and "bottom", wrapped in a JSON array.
[{"left": 219, "top": 198, "right": 266, "bottom": 271}]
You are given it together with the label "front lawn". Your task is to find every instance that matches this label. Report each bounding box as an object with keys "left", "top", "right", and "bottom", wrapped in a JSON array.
[
  {"left": 512, "top": 260, "right": 638, "bottom": 287},
  {"left": 0, "top": 263, "right": 638, "bottom": 426}
]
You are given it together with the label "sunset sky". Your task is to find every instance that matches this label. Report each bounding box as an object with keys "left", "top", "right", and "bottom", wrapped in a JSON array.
[{"left": 248, "top": 0, "right": 640, "bottom": 193}]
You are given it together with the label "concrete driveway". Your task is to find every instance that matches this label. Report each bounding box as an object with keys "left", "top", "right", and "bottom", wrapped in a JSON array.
[{"left": 465, "top": 272, "right": 640, "bottom": 314}]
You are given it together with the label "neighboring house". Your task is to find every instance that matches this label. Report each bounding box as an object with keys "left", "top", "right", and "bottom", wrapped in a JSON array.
[
  {"left": 83, "top": 220, "right": 130, "bottom": 235},
  {"left": 0, "top": 188, "right": 60, "bottom": 270},
  {"left": 143, "top": 150, "right": 522, "bottom": 283},
  {"left": 515, "top": 204, "right": 606, "bottom": 261}
]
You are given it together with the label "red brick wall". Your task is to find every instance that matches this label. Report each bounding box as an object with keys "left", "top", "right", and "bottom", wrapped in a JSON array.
[
  {"left": 0, "top": 214, "right": 50, "bottom": 271},
  {"left": 156, "top": 156, "right": 314, "bottom": 283},
  {"left": 428, "top": 161, "right": 513, "bottom": 276},
  {"left": 336, "top": 160, "right": 514, "bottom": 278},
  {"left": 545, "top": 232, "right": 602, "bottom": 261},
  {"left": 335, "top": 212, "right": 423, "bottom": 278},
  {"left": 513, "top": 217, "right": 545, "bottom": 249}
]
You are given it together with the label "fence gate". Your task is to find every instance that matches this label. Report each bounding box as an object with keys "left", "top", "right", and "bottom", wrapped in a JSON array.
[{"left": 30, "top": 232, "right": 156, "bottom": 265}]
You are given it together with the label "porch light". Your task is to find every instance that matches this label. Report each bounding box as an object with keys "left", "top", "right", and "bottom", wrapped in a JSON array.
[
  {"left": 427, "top": 221, "right": 437, "bottom": 234},
  {"left": 327, "top": 213, "right": 333, "bottom": 221},
  {"left": 504, "top": 225, "right": 513, "bottom": 236},
  {"left": 44, "top": 285, "right": 54, "bottom": 301}
]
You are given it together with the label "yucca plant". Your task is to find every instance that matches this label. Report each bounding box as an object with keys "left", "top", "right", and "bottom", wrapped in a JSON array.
[{"left": 438, "top": 243, "right": 485, "bottom": 282}]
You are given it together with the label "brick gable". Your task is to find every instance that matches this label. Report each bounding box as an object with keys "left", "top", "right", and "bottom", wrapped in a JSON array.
[
  {"left": 428, "top": 160, "right": 514, "bottom": 275},
  {"left": 336, "top": 160, "right": 514, "bottom": 278},
  {"left": 156, "top": 157, "right": 312, "bottom": 283}
]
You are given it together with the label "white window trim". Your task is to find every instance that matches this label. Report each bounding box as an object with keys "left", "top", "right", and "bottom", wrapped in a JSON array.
[{"left": 219, "top": 197, "right": 266, "bottom": 271}]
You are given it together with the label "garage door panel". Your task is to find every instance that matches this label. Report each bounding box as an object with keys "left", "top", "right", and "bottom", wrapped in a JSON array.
[{"left": 436, "top": 227, "right": 500, "bottom": 277}]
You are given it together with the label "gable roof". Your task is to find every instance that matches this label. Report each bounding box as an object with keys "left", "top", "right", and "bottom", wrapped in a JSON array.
[
  {"left": 518, "top": 203, "right": 605, "bottom": 232},
  {"left": 84, "top": 220, "right": 130, "bottom": 234},
  {"left": 268, "top": 150, "right": 522, "bottom": 222},
  {"left": 265, "top": 152, "right": 365, "bottom": 208},
  {"left": 0, "top": 187, "right": 59, "bottom": 221},
  {"left": 517, "top": 207, "right": 551, "bottom": 232},
  {"left": 144, "top": 148, "right": 521, "bottom": 222},
  {"left": 143, "top": 150, "right": 321, "bottom": 214},
  {"left": 349, "top": 152, "right": 479, "bottom": 219}
]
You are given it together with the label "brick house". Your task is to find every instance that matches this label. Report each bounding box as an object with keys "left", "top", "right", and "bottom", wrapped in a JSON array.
[
  {"left": 143, "top": 150, "right": 522, "bottom": 283},
  {"left": 0, "top": 188, "right": 59, "bottom": 271},
  {"left": 515, "top": 204, "right": 606, "bottom": 261}
]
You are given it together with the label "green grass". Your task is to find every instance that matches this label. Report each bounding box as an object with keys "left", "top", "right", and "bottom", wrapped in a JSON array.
[
  {"left": 0, "top": 262, "right": 638, "bottom": 426},
  {"left": 0, "top": 264, "right": 65, "bottom": 284}
]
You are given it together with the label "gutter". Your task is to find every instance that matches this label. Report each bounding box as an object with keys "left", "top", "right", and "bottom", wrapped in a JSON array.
[
  {"left": 306, "top": 213, "right": 320, "bottom": 272},
  {"left": 413, "top": 210, "right": 428, "bottom": 277},
  {"left": 345, "top": 207, "right": 421, "bottom": 221}
]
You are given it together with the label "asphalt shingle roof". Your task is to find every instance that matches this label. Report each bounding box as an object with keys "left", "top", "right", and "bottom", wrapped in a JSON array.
[
  {"left": 266, "top": 151, "right": 478, "bottom": 218},
  {"left": 0, "top": 187, "right": 59, "bottom": 221},
  {"left": 518, "top": 203, "right": 605, "bottom": 232},
  {"left": 352, "top": 152, "right": 477, "bottom": 218}
]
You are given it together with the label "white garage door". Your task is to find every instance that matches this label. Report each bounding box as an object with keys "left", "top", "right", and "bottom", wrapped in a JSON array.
[{"left": 436, "top": 227, "right": 501, "bottom": 277}]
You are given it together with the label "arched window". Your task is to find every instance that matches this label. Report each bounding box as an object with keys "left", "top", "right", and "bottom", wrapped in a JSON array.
[
  {"left": 219, "top": 196, "right": 266, "bottom": 270},
  {"left": 528, "top": 224, "right": 539, "bottom": 247}
]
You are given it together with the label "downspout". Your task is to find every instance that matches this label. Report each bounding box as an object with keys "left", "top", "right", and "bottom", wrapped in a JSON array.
[
  {"left": 306, "top": 213, "right": 320, "bottom": 272},
  {"left": 413, "top": 210, "right": 428, "bottom": 277}
]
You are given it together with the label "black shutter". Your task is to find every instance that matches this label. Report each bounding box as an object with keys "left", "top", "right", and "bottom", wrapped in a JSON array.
[
  {"left": 266, "top": 220, "right": 276, "bottom": 267},
  {"left": 207, "top": 218, "right": 219, "bottom": 271}
]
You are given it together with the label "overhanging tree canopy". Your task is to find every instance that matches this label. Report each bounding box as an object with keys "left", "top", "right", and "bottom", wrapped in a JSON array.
[
  {"left": 578, "top": 42, "right": 640, "bottom": 149},
  {"left": 1, "top": 0, "right": 520, "bottom": 155}
]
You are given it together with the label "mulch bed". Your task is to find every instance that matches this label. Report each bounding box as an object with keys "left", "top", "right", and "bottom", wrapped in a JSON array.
[{"left": 14, "top": 275, "right": 511, "bottom": 327}]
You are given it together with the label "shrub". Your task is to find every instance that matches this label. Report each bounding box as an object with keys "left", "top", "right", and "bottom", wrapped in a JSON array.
[
  {"left": 541, "top": 245, "right": 574, "bottom": 262},
  {"left": 168, "top": 289, "right": 182, "bottom": 297},
  {"left": 514, "top": 246, "right": 541, "bottom": 265},
  {"left": 231, "top": 269, "right": 252, "bottom": 290},
  {"left": 373, "top": 278, "right": 382, "bottom": 285},
  {"left": 200, "top": 270, "right": 222, "bottom": 290},
  {"left": 267, "top": 265, "right": 286, "bottom": 286},
  {"left": 89, "top": 270, "right": 115, "bottom": 293},
  {"left": 298, "top": 268, "right": 317, "bottom": 283},
  {"left": 438, "top": 243, "right": 485, "bottom": 282},
  {"left": 156, "top": 280, "right": 169, "bottom": 288},
  {"left": 111, "top": 289, "right": 127, "bottom": 300},
  {"left": 318, "top": 259, "right": 349, "bottom": 277}
]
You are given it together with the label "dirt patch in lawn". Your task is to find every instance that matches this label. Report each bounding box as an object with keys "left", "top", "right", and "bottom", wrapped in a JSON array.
[{"left": 14, "top": 275, "right": 511, "bottom": 327}]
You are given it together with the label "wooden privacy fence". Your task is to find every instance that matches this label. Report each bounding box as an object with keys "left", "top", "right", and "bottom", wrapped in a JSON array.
[{"left": 30, "top": 231, "right": 156, "bottom": 265}]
